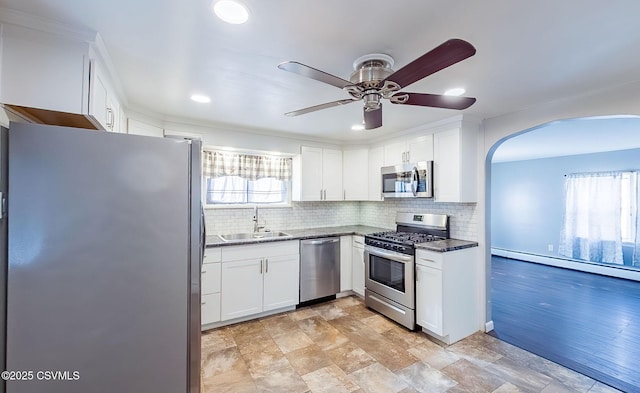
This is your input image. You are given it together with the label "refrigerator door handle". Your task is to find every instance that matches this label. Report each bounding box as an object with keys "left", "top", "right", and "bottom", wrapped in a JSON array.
[{"left": 200, "top": 203, "right": 206, "bottom": 266}]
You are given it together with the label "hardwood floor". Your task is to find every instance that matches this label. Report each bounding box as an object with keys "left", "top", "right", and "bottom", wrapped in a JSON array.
[{"left": 490, "top": 256, "right": 640, "bottom": 393}]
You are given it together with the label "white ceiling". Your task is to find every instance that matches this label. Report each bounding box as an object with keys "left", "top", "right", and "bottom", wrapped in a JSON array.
[
  {"left": 492, "top": 117, "right": 640, "bottom": 163},
  {"left": 2, "top": 1, "right": 640, "bottom": 142}
]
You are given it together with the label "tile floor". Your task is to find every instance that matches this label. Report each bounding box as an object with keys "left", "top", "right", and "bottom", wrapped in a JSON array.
[{"left": 201, "top": 296, "right": 623, "bottom": 393}]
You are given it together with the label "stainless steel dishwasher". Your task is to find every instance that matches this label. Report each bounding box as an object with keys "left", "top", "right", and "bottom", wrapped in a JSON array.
[{"left": 299, "top": 237, "right": 340, "bottom": 302}]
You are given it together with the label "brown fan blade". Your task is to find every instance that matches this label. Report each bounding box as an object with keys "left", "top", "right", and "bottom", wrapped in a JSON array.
[
  {"left": 285, "top": 99, "right": 359, "bottom": 117},
  {"left": 391, "top": 93, "right": 476, "bottom": 110},
  {"left": 364, "top": 106, "right": 382, "bottom": 130},
  {"left": 278, "top": 61, "right": 352, "bottom": 89},
  {"left": 383, "top": 39, "right": 476, "bottom": 89}
]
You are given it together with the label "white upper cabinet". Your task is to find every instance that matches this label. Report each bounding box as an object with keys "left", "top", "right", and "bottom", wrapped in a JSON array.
[
  {"left": 342, "top": 149, "right": 369, "bottom": 201},
  {"left": 432, "top": 120, "right": 479, "bottom": 203},
  {"left": 0, "top": 23, "right": 124, "bottom": 132},
  {"left": 293, "top": 146, "right": 343, "bottom": 201},
  {"left": 1, "top": 24, "right": 89, "bottom": 115},
  {"left": 383, "top": 135, "right": 434, "bottom": 166},
  {"left": 384, "top": 140, "right": 408, "bottom": 166},
  {"left": 367, "top": 146, "right": 384, "bottom": 201},
  {"left": 89, "top": 60, "right": 123, "bottom": 132}
]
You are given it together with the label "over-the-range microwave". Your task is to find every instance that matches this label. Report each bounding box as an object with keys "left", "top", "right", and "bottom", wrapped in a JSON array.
[{"left": 381, "top": 161, "right": 433, "bottom": 198}]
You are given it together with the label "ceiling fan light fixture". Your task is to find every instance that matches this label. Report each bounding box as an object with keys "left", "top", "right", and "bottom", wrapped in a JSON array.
[
  {"left": 444, "top": 87, "right": 466, "bottom": 96},
  {"left": 190, "top": 94, "right": 211, "bottom": 103},
  {"left": 212, "top": 0, "right": 249, "bottom": 24}
]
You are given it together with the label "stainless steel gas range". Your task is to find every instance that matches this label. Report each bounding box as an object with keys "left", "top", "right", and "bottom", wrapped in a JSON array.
[{"left": 364, "top": 212, "right": 449, "bottom": 330}]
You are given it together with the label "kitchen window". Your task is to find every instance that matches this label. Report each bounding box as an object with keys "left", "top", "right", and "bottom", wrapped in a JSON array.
[{"left": 202, "top": 150, "right": 292, "bottom": 207}]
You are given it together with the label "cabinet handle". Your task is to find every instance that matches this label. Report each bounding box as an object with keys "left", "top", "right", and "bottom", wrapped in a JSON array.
[
  {"left": 202, "top": 269, "right": 207, "bottom": 274},
  {"left": 402, "top": 152, "right": 405, "bottom": 162},
  {"left": 106, "top": 107, "right": 114, "bottom": 129},
  {"left": 265, "top": 258, "right": 269, "bottom": 273},
  {"left": 344, "top": 190, "right": 346, "bottom": 200},
  {"left": 201, "top": 301, "right": 206, "bottom": 305},
  {"left": 406, "top": 151, "right": 410, "bottom": 162},
  {"left": 260, "top": 259, "right": 263, "bottom": 274},
  {"left": 320, "top": 189, "right": 323, "bottom": 200},
  {"left": 324, "top": 189, "right": 327, "bottom": 200}
]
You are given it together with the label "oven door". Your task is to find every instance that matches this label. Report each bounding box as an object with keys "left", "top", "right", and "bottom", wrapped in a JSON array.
[{"left": 364, "top": 246, "right": 415, "bottom": 308}]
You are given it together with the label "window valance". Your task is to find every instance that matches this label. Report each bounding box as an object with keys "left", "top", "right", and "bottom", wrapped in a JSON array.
[{"left": 202, "top": 150, "right": 292, "bottom": 181}]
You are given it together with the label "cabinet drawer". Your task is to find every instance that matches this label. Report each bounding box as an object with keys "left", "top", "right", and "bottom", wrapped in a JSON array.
[
  {"left": 416, "top": 251, "right": 443, "bottom": 270},
  {"left": 204, "top": 247, "right": 221, "bottom": 263},
  {"left": 221, "top": 240, "right": 299, "bottom": 261},
  {"left": 201, "top": 293, "right": 221, "bottom": 325},
  {"left": 202, "top": 262, "right": 221, "bottom": 294}
]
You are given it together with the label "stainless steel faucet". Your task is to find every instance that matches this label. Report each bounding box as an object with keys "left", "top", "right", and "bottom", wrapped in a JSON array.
[{"left": 252, "top": 206, "right": 265, "bottom": 232}]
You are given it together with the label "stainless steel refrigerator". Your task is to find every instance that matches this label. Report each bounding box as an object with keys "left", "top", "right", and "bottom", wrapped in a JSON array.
[{"left": 0, "top": 122, "right": 202, "bottom": 393}]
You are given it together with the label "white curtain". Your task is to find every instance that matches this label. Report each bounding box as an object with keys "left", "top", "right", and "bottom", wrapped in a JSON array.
[
  {"left": 558, "top": 172, "right": 624, "bottom": 264},
  {"left": 633, "top": 172, "right": 640, "bottom": 267}
]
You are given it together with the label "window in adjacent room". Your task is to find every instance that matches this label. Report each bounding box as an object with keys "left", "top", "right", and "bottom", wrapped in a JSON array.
[
  {"left": 202, "top": 150, "right": 292, "bottom": 206},
  {"left": 559, "top": 171, "right": 639, "bottom": 266}
]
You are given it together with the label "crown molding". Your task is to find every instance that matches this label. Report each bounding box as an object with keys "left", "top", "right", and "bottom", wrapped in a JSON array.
[{"left": 0, "top": 7, "right": 97, "bottom": 43}]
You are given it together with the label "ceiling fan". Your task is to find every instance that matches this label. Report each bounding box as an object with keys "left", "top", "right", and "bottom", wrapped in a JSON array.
[{"left": 278, "top": 39, "right": 477, "bottom": 130}]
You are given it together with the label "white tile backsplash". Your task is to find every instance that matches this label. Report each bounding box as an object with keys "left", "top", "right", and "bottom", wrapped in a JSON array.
[
  {"left": 359, "top": 200, "right": 477, "bottom": 241},
  {"left": 205, "top": 199, "right": 477, "bottom": 241},
  {"left": 205, "top": 201, "right": 360, "bottom": 235}
]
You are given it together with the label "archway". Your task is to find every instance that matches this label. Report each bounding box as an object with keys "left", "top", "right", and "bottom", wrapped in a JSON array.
[{"left": 484, "top": 115, "right": 640, "bottom": 392}]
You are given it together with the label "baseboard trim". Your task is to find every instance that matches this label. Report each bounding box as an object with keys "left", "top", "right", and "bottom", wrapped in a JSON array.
[{"left": 491, "top": 248, "right": 640, "bottom": 282}]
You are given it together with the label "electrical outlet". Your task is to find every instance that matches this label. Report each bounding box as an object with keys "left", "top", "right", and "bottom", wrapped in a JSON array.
[{"left": 548, "top": 244, "right": 554, "bottom": 252}]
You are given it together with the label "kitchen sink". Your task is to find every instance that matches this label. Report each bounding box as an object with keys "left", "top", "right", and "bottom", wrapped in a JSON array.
[{"left": 219, "top": 231, "right": 291, "bottom": 241}]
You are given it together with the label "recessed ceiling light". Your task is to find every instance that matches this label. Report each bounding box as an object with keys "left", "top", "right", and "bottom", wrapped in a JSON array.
[
  {"left": 444, "top": 87, "right": 466, "bottom": 96},
  {"left": 190, "top": 94, "right": 211, "bottom": 103},
  {"left": 351, "top": 124, "right": 365, "bottom": 131},
  {"left": 212, "top": 0, "right": 249, "bottom": 24}
]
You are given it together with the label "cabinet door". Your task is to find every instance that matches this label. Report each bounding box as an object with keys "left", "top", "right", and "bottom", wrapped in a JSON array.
[
  {"left": 90, "top": 71, "right": 109, "bottom": 130},
  {"left": 322, "top": 148, "right": 343, "bottom": 200},
  {"left": 342, "top": 149, "right": 368, "bottom": 200},
  {"left": 367, "top": 146, "right": 384, "bottom": 201},
  {"left": 263, "top": 255, "right": 299, "bottom": 311},
  {"left": 416, "top": 264, "right": 444, "bottom": 335},
  {"left": 340, "top": 236, "right": 353, "bottom": 291},
  {"left": 433, "top": 129, "right": 460, "bottom": 202},
  {"left": 201, "top": 262, "right": 221, "bottom": 295},
  {"left": 201, "top": 293, "right": 221, "bottom": 325},
  {"left": 408, "top": 135, "right": 434, "bottom": 163},
  {"left": 351, "top": 240, "right": 365, "bottom": 296},
  {"left": 299, "top": 146, "right": 324, "bottom": 201},
  {"left": 221, "top": 259, "right": 263, "bottom": 321},
  {"left": 383, "top": 141, "right": 407, "bottom": 166}
]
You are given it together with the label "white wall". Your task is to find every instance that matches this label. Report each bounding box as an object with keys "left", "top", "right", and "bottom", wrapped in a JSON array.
[{"left": 479, "top": 80, "right": 640, "bottom": 325}]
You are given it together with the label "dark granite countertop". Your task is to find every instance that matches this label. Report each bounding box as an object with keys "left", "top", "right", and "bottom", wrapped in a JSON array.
[
  {"left": 414, "top": 239, "right": 478, "bottom": 253},
  {"left": 206, "top": 225, "right": 390, "bottom": 247}
]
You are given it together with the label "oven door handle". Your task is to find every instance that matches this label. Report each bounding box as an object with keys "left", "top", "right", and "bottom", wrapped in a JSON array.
[{"left": 365, "top": 246, "right": 413, "bottom": 263}]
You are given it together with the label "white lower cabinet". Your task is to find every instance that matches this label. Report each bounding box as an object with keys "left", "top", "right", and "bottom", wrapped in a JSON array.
[
  {"left": 201, "top": 248, "right": 222, "bottom": 325},
  {"left": 262, "top": 255, "right": 300, "bottom": 312},
  {"left": 340, "top": 236, "right": 353, "bottom": 291},
  {"left": 351, "top": 236, "right": 365, "bottom": 296},
  {"left": 415, "top": 247, "right": 478, "bottom": 344},
  {"left": 201, "top": 293, "right": 221, "bottom": 326},
  {"left": 221, "top": 259, "right": 264, "bottom": 320},
  {"left": 220, "top": 241, "right": 299, "bottom": 322}
]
